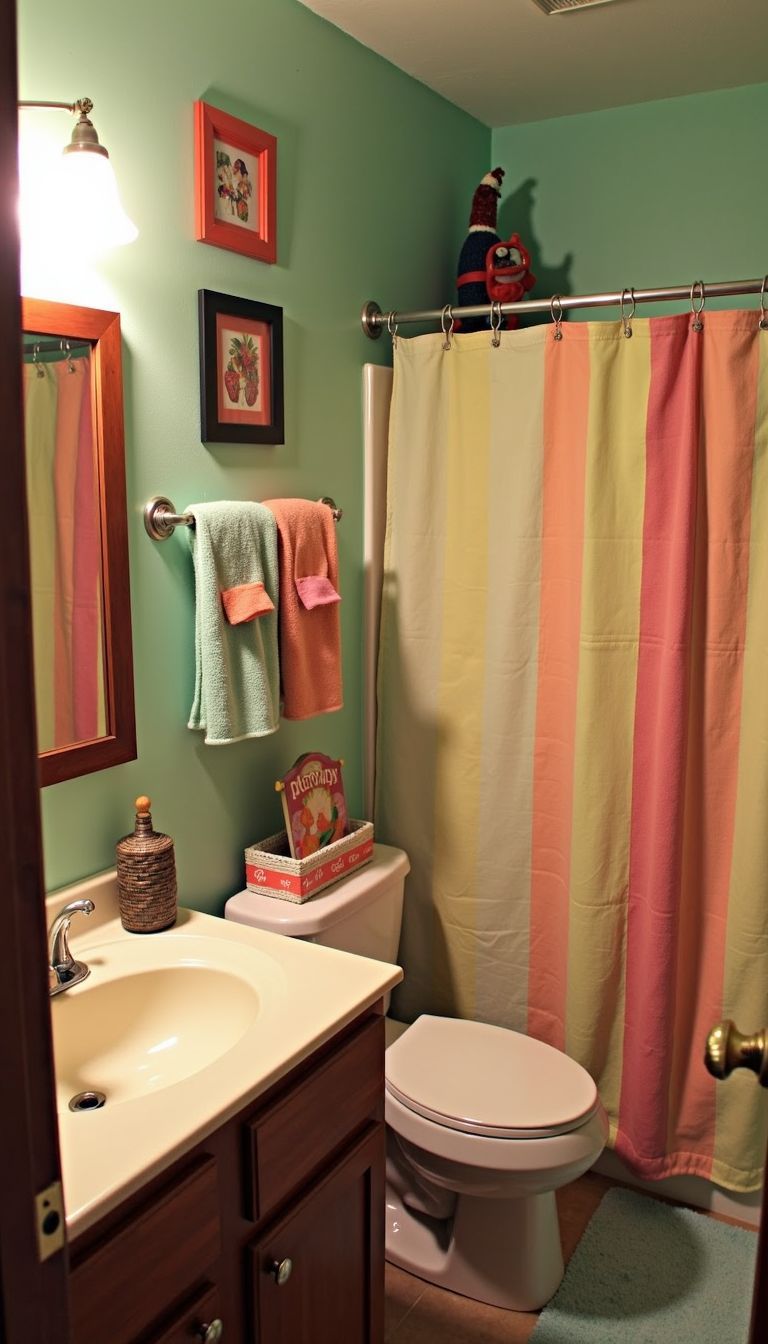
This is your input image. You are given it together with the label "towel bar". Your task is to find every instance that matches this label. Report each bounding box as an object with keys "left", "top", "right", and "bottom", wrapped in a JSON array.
[{"left": 144, "top": 495, "right": 343, "bottom": 541}]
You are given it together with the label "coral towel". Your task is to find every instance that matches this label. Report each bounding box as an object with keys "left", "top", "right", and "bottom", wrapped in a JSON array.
[
  {"left": 186, "top": 501, "right": 279, "bottom": 744},
  {"left": 263, "top": 499, "right": 343, "bottom": 719}
]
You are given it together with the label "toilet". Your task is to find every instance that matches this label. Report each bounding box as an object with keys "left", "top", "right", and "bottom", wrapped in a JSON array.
[{"left": 225, "top": 843, "right": 607, "bottom": 1312}]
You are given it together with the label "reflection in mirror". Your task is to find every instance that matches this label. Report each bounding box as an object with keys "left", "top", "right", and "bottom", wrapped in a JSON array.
[
  {"left": 22, "top": 335, "right": 106, "bottom": 751},
  {"left": 21, "top": 299, "right": 135, "bottom": 786}
]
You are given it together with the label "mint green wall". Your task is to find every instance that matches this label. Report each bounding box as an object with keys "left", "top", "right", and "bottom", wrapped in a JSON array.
[
  {"left": 492, "top": 83, "right": 768, "bottom": 318},
  {"left": 18, "top": 0, "right": 489, "bottom": 908}
]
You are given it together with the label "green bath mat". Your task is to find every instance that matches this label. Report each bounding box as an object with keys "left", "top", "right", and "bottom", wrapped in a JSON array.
[{"left": 532, "top": 1187, "right": 757, "bottom": 1344}]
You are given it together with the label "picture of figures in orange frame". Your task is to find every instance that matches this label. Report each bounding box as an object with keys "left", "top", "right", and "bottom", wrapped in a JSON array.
[
  {"left": 214, "top": 143, "right": 255, "bottom": 229},
  {"left": 194, "top": 101, "right": 277, "bottom": 263}
]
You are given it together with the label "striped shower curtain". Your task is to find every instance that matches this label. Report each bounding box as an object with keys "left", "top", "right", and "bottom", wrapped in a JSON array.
[
  {"left": 23, "top": 351, "right": 105, "bottom": 753},
  {"left": 375, "top": 311, "right": 768, "bottom": 1192}
]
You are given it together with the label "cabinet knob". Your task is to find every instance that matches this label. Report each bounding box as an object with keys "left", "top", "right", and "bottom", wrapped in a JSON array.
[
  {"left": 271, "top": 1257, "right": 293, "bottom": 1286},
  {"left": 197, "top": 1321, "right": 224, "bottom": 1343}
]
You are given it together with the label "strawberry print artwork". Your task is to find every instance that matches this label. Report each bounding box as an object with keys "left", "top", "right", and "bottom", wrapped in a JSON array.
[{"left": 223, "top": 333, "right": 260, "bottom": 410}]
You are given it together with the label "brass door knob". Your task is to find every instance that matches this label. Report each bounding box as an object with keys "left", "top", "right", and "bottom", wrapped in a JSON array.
[
  {"left": 705, "top": 1020, "right": 768, "bottom": 1087},
  {"left": 197, "top": 1321, "right": 223, "bottom": 1343},
  {"left": 271, "top": 1257, "right": 293, "bottom": 1286}
]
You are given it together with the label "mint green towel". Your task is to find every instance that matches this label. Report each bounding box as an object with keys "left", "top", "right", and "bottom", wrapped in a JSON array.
[{"left": 186, "top": 502, "right": 279, "bottom": 744}]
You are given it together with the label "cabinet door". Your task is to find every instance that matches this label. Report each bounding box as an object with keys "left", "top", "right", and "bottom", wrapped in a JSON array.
[{"left": 250, "top": 1124, "right": 384, "bottom": 1344}]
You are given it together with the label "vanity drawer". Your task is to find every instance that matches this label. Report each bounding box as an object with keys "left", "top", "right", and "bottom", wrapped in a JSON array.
[
  {"left": 246, "top": 1014, "right": 384, "bottom": 1221},
  {"left": 69, "top": 1156, "right": 220, "bottom": 1344}
]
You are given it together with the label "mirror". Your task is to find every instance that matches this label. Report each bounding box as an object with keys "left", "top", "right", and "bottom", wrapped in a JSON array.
[{"left": 21, "top": 298, "right": 135, "bottom": 786}]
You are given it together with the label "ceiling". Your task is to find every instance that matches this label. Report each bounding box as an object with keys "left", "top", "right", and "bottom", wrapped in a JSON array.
[{"left": 297, "top": 0, "right": 768, "bottom": 127}]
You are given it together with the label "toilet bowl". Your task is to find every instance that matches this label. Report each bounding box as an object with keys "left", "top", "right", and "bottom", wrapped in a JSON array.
[
  {"left": 384, "top": 1013, "right": 607, "bottom": 1310},
  {"left": 225, "top": 843, "right": 607, "bottom": 1311}
]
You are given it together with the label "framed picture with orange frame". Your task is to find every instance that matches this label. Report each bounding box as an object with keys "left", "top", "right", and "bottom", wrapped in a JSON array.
[
  {"left": 194, "top": 100, "right": 277, "bottom": 263},
  {"left": 198, "top": 289, "right": 284, "bottom": 444}
]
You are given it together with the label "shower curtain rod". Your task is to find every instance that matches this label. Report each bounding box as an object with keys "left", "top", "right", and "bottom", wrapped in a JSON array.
[{"left": 361, "top": 276, "right": 768, "bottom": 339}]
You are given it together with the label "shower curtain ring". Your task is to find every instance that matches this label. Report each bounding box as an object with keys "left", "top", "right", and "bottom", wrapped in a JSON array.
[
  {"left": 61, "top": 338, "right": 76, "bottom": 373},
  {"left": 386, "top": 311, "right": 399, "bottom": 349},
  {"left": 33, "top": 342, "right": 44, "bottom": 377},
  {"left": 490, "top": 300, "right": 503, "bottom": 348},
  {"left": 620, "top": 287, "right": 636, "bottom": 339},
  {"left": 690, "top": 280, "right": 705, "bottom": 332},
  {"left": 759, "top": 276, "right": 768, "bottom": 331},
  {"left": 441, "top": 304, "right": 454, "bottom": 351},
  {"left": 550, "top": 294, "right": 564, "bottom": 341}
]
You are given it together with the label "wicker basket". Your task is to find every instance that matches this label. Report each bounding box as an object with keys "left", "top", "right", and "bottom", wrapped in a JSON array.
[
  {"left": 244, "top": 819, "right": 374, "bottom": 903},
  {"left": 116, "top": 796, "right": 178, "bottom": 933}
]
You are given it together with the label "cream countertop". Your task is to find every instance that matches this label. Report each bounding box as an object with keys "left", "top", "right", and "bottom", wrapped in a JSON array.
[{"left": 46, "top": 869, "right": 402, "bottom": 1238}]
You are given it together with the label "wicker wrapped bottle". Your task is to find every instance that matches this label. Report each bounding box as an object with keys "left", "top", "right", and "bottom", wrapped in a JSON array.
[{"left": 116, "top": 796, "right": 177, "bottom": 933}]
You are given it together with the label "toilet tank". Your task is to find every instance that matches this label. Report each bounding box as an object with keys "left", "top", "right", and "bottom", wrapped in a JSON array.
[{"left": 225, "top": 843, "right": 410, "bottom": 967}]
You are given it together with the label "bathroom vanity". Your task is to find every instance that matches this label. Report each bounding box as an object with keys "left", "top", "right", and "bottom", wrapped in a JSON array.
[
  {"left": 67, "top": 1007, "right": 384, "bottom": 1343},
  {"left": 49, "top": 871, "right": 401, "bottom": 1344}
]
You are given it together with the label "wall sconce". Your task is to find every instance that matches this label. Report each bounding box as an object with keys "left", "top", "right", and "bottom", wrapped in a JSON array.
[{"left": 18, "top": 97, "right": 137, "bottom": 251}]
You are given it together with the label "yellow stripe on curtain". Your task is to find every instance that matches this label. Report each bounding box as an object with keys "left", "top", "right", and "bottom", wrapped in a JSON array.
[{"left": 566, "top": 325, "right": 649, "bottom": 1126}]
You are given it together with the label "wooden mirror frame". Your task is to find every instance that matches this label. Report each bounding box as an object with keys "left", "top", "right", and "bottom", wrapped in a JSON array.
[{"left": 21, "top": 298, "right": 136, "bottom": 786}]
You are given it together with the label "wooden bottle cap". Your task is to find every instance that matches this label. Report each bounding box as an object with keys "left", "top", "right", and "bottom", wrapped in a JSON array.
[{"left": 135, "top": 796, "right": 152, "bottom": 813}]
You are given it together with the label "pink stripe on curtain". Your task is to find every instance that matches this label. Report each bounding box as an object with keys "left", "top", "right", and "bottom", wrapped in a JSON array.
[
  {"left": 669, "top": 315, "right": 758, "bottom": 1177},
  {"left": 616, "top": 317, "right": 701, "bottom": 1172},
  {"left": 618, "top": 313, "right": 759, "bottom": 1179}
]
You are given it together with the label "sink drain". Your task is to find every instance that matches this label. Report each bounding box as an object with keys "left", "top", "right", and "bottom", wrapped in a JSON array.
[{"left": 69, "top": 1090, "right": 107, "bottom": 1112}]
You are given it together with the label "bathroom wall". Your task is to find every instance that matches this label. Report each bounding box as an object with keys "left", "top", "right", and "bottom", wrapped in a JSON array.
[
  {"left": 491, "top": 82, "right": 768, "bottom": 312},
  {"left": 17, "top": 0, "right": 489, "bottom": 907}
]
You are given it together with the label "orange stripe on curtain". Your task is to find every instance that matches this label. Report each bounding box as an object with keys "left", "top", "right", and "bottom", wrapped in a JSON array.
[{"left": 528, "top": 331, "right": 590, "bottom": 1049}]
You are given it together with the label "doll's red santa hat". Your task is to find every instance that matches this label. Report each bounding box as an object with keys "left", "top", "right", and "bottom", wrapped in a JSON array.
[{"left": 467, "top": 167, "right": 504, "bottom": 233}]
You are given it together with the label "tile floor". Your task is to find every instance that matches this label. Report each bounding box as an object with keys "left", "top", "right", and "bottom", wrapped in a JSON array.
[{"left": 383, "top": 1171, "right": 755, "bottom": 1343}]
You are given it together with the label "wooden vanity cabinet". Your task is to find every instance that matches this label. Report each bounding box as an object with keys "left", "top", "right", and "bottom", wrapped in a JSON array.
[{"left": 68, "top": 1007, "right": 385, "bottom": 1344}]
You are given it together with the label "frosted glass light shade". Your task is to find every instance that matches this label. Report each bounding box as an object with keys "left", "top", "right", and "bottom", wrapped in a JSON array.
[{"left": 58, "top": 149, "right": 138, "bottom": 250}]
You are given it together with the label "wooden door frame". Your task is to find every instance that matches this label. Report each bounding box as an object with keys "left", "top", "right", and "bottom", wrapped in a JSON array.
[{"left": 0, "top": 3, "right": 70, "bottom": 1339}]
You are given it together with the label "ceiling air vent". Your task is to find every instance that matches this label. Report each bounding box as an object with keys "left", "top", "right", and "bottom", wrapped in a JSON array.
[{"left": 531, "top": 0, "right": 621, "bottom": 13}]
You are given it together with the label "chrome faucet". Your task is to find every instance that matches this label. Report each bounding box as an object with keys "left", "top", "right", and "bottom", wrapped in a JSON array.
[{"left": 48, "top": 898, "right": 95, "bottom": 996}]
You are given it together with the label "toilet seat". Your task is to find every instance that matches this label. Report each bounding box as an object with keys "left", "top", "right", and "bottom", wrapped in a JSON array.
[{"left": 385, "top": 1015, "right": 598, "bottom": 1139}]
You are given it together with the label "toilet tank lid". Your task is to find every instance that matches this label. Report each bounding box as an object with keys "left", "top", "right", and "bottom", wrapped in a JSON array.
[{"left": 224, "top": 842, "right": 410, "bottom": 937}]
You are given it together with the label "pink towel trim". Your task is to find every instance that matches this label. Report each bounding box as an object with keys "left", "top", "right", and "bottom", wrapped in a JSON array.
[
  {"left": 221, "top": 580, "right": 275, "bottom": 625},
  {"left": 296, "top": 576, "right": 341, "bottom": 610}
]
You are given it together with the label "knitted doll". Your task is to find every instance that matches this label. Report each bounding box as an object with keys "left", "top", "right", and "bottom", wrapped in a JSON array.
[{"left": 456, "top": 169, "right": 536, "bottom": 331}]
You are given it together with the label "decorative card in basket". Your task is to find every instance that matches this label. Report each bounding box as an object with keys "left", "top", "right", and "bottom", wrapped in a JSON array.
[
  {"left": 244, "top": 819, "right": 374, "bottom": 904},
  {"left": 275, "top": 752, "right": 348, "bottom": 859}
]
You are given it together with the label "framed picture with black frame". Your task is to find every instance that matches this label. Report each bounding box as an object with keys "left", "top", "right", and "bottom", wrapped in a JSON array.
[{"left": 198, "top": 289, "right": 284, "bottom": 444}]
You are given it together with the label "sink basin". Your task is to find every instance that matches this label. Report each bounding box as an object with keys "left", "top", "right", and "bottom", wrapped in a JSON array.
[{"left": 51, "top": 933, "right": 285, "bottom": 1110}]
